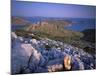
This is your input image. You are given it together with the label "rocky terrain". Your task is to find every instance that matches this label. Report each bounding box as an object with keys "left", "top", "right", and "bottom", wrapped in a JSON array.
[{"left": 11, "top": 32, "right": 96, "bottom": 74}]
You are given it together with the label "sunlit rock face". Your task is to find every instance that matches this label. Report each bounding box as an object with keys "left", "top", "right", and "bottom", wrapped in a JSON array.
[{"left": 11, "top": 32, "right": 96, "bottom": 74}]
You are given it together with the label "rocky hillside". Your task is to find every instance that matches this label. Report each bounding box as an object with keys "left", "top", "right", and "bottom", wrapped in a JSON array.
[
  {"left": 11, "top": 32, "right": 96, "bottom": 74},
  {"left": 11, "top": 17, "right": 83, "bottom": 43},
  {"left": 24, "top": 20, "right": 83, "bottom": 39}
]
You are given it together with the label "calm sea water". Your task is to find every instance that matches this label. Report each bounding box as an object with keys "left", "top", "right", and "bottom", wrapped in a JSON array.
[{"left": 65, "top": 18, "right": 96, "bottom": 31}]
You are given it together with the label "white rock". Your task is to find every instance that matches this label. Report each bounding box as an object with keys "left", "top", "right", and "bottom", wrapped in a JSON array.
[
  {"left": 11, "top": 38, "right": 35, "bottom": 74},
  {"left": 28, "top": 46, "right": 46, "bottom": 69},
  {"left": 18, "top": 36, "right": 24, "bottom": 42},
  {"left": 30, "top": 39, "right": 38, "bottom": 45},
  {"left": 11, "top": 32, "right": 17, "bottom": 39}
]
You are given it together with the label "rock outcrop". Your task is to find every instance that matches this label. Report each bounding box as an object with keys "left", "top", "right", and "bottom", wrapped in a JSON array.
[{"left": 11, "top": 32, "right": 96, "bottom": 74}]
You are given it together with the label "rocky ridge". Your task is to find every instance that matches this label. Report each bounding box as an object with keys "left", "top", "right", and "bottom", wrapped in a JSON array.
[{"left": 11, "top": 32, "right": 96, "bottom": 74}]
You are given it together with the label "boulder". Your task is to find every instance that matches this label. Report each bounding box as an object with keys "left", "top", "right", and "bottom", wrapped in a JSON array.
[
  {"left": 46, "top": 55, "right": 71, "bottom": 72},
  {"left": 11, "top": 43, "right": 33, "bottom": 74},
  {"left": 71, "top": 56, "right": 84, "bottom": 70}
]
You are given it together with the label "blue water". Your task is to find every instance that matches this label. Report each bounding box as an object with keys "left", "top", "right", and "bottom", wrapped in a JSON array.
[
  {"left": 11, "top": 25, "right": 25, "bottom": 31},
  {"left": 65, "top": 18, "right": 96, "bottom": 31}
]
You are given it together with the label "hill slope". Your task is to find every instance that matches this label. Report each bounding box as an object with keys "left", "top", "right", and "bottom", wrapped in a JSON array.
[
  {"left": 23, "top": 19, "right": 83, "bottom": 42},
  {"left": 12, "top": 17, "right": 83, "bottom": 43}
]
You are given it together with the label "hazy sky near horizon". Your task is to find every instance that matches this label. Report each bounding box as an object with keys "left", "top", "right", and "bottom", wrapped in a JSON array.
[{"left": 11, "top": 1, "right": 96, "bottom": 18}]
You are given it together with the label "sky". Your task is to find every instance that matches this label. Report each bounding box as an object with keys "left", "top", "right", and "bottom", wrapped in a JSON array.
[{"left": 11, "top": 1, "right": 96, "bottom": 18}]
